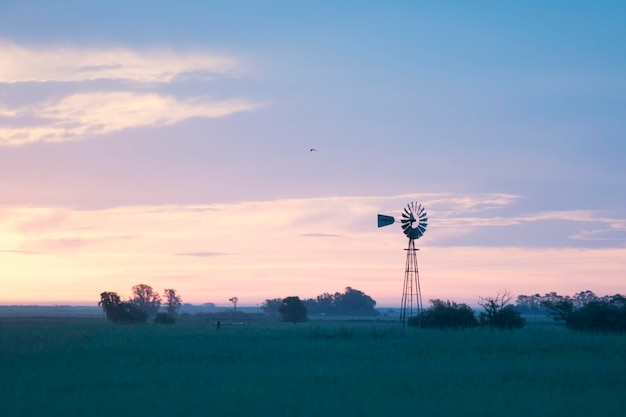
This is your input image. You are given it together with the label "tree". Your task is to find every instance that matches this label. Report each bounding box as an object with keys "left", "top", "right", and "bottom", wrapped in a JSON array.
[
  {"left": 515, "top": 294, "right": 545, "bottom": 315},
  {"left": 541, "top": 298, "right": 574, "bottom": 322},
  {"left": 278, "top": 296, "right": 307, "bottom": 323},
  {"left": 261, "top": 298, "right": 282, "bottom": 318},
  {"left": 566, "top": 295, "right": 625, "bottom": 333},
  {"left": 98, "top": 291, "right": 147, "bottom": 324},
  {"left": 517, "top": 290, "right": 626, "bottom": 333},
  {"left": 315, "top": 292, "right": 335, "bottom": 314},
  {"left": 545, "top": 294, "right": 626, "bottom": 333},
  {"left": 129, "top": 284, "right": 161, "bottom": 318},
  {"left": 303, "top": 287, "right": 379, "bottom": 316},
  {"left": 333, "top": 287, "right": 379, "bottom": 316},
  {"left": 572, "top": 290, "right": 599, "bottom": 308},
  {"left": 411, "top": 299, "right": 478, "bottom": 329},
  {"left": 493, "top": 305, "right": 526, "bottom": 330},
  {"left": 163, "top": 288, "right": 182, "bottom": 316},
  {"left": 478, "top": 291, "right": 525, "bottom": 330},
  {"left": 99, "top": 291, "right": 122, "bottom": 320}
]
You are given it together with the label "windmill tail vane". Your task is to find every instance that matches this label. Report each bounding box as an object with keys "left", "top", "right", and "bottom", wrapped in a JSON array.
[
  {"left": 377, "top": 214, "right": 395, "bottom": 227},
  {"left": 377, "top": 203, "right": 428, "bottom": 240}
]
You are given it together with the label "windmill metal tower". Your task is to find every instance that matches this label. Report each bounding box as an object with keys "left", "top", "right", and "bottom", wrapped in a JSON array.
[{"left": 378, "top": 202, "right": 428, "bottom": 329}]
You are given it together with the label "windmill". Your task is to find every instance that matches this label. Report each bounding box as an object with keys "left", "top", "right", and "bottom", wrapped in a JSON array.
[
  {"left": 229, "top": 296, "right": 239, "bottom": 312},
  {"left": 378, "top": 202, "right": 428, "bottom": 328}
]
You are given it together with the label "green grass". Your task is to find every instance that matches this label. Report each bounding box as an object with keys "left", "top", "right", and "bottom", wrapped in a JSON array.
[{"left": 1, "top": 317, "right": 625, "bottom": 416}]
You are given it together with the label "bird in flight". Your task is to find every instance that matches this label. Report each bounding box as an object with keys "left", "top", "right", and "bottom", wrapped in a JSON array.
[{"left": 310, "top": 148, "right": 317, "bottom": 152}]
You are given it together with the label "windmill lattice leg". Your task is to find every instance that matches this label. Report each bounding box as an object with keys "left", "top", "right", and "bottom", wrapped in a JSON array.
[{"left": 400, "top": 239, "right": 423, "bottom": 329}]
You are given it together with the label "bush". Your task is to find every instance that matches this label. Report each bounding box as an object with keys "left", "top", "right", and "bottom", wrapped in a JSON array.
[
  {"left": 566, "top": 300, "right": 626, "bottom": 333},
  {"left": 409, "top": 299, "right": 478, "bottom": 329},
  {"left": 542, "top": 294, "right": 626, "bottom": 333},
  {"left": 541, "top": 298, "right": 574, "bottom": 321},
  {"left": 154, "top": 312, "right": 176, "bottom": 325},
  {"left": 484, "top": 305, "right": 525, "bottom": 330},
  {"left": 279, "top": 296, "right": 307, "bottom": 323},
  {"left": 113, "top": 303, "right": 148, "bottom": 324},
  {"left": 478, "top": 292, "right": 525, "bottom": 330},
  {"left": 99, "top": 291, "right": 147, "bottom": 324}
]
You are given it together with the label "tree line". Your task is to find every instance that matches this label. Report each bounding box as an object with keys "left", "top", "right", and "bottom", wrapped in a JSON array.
[
  {"left": 99, "top": 284, "right": 182, "bottom": 324},
  {"left": 412, "top": 290, "right": 626, "bottom": 333},
  {"left": 260, "top": 287, "right": 379, "bottom": 322},
  {"left": 408, "top": 291, "right": 525, "bottom": 330},
  {"left": 515, "top": 290, "right": 626, "bottom": 333},
  {"left": 98, "top": 284, "right": 625, "bottom": 333},
  {"left": 515, "top": 290, "right": 620, "bottom": 314}
]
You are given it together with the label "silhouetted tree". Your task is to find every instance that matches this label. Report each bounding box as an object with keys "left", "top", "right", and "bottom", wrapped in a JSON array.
[
  {"left": 278, "top": 296, "right": 307, "bottom": 323},
  {"left": 315, "top": 292, "right": 335, "bottom": 314},
  {"left": 411, "top": 299, "right": 478, "bottom": 329},
  {"left": 516, "top": 291, "right": 598, "bottom": 316},
  {"left": 517, "top": 290, "right": 626, "bottom": 333},
  {"left": 572, "top": 290, "right": 599, "bottom": 308},
  {"left": 566, "top": 295, "right": 626, "bottom": 333},
  {"left": 334, "top": 287, "right": 379, "bottom": 316},
  {"left": 99, "top": 291, "right": 147, "bottom": 324},
  {"left": 163, "top": 288, "right": 182, "bottom": 316},
  {"left": 99, "top": 291, "right": 122, "bottom": 320},
  {"left": 515, "top": 293, "right": 545, "bottom": 315},
  {"left": 261, "top": 298, "right": 282, "bottom": 318},
  {"left": 116, "top": 302, "right": 147, "bottom": 324},
  {"left": 541, "top": 293, "right": 626, "bottom": 333},
  {"left": 541, "top": 298, "right": 574, "bottom": 321},
  {"left": 479, "top": 291, "right": 525, "bottom": 330},
  {"left": 303, "top": 287, "right": 379, "bottom": 316},
  {"left": 129, "top": 284, "right": 161, "bottom": 318}
]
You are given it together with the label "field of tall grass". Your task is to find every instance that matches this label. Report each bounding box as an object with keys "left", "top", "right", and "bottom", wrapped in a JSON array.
[{"left": 1, "top": 317, "right": 625, "bottom": 416}]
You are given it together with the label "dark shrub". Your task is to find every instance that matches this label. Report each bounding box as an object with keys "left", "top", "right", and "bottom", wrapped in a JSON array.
[
  {"left": 114, "top": 303, "right": 148, "bottom": 324},
  {"left": 478, "top": 292, "right": 525, "bottom": 330},
  {"left": 99, "top": 291, "right": 147, "bottom": 324},
  {"left": 279, "top": 296, "right": 308, "bottom": 323},
  {"left": 154, "top": 312, "right": 176, "bottom": 325},
  {"left": 567, "top": 300, "right": 626, "bottom": 333},
  {"left": 409, "top": 299, "right": 478, "bottom": 329},
  {"left": 486, "top": 305, "right": 525, "bottom": 330}
]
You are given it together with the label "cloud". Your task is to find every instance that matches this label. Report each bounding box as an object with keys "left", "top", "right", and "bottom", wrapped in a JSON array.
[
  {"left": 21, "top": 234, "right": 138, "bottom": 252},
  {"left": 2, "top": 192, "right": 625, "bottom": 260},
  {"left": 570, "top": 227, "right": 626, "bottom": 242},
  {"left": 426, "top": 194, "right": 520, "bottom": 215},
  {"left": 15, "top": 209, "right": 68, "bottom": 233},
  {"left": 0, "top": 249, "right": 44, "bottom": 255},
  {"left": 435, "top": 210, "right": 626, "bottom": 232},
  {"left": 176, "top": 251, "right": 230, "bottom": 257},
  {"left": 0, "top": 41, "right": 263, "bottom": 146},
  {"left": 0, "top": 92, "right": 263, "bottom": 145},
  {"left": 0, "top": 41, "right": 240, "bottom": 83}
]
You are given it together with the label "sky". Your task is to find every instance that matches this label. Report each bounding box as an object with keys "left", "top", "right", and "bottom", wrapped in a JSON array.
[{"left": 0, "top": 0, "right": 625, "bottom": 307}]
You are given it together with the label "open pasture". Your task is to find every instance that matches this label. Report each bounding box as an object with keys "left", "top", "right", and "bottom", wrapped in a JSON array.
[{"left": 1, "top": 317, "right": 625, "bottom": 416}]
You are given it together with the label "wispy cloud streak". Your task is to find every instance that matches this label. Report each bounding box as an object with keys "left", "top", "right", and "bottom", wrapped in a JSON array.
[
  {"left": 0, "top": 40, "right": 263, "bottom": 146},
  {"left": 176, "top": 252, "right": 229, "bottom": 257},
  {"left": 0, "top": 41, "right": 240, "bottom": 83},
  {"left": 0, "top": 92, "right": 262, "bottom": 145}
]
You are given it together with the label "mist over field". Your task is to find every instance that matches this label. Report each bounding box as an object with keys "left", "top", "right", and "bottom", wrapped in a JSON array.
[{"left": 2, "top": 317, "right": 625, "bottom": 417}]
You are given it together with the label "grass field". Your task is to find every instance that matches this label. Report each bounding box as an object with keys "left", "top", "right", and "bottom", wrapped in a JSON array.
[{"left": 1, "top": 317, "right": 625, "bottom": 416}]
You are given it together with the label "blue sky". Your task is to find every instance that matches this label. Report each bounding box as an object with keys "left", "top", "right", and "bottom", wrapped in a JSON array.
[{"left": 0, "top": 1, "right": 624, "bottom": 306}]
